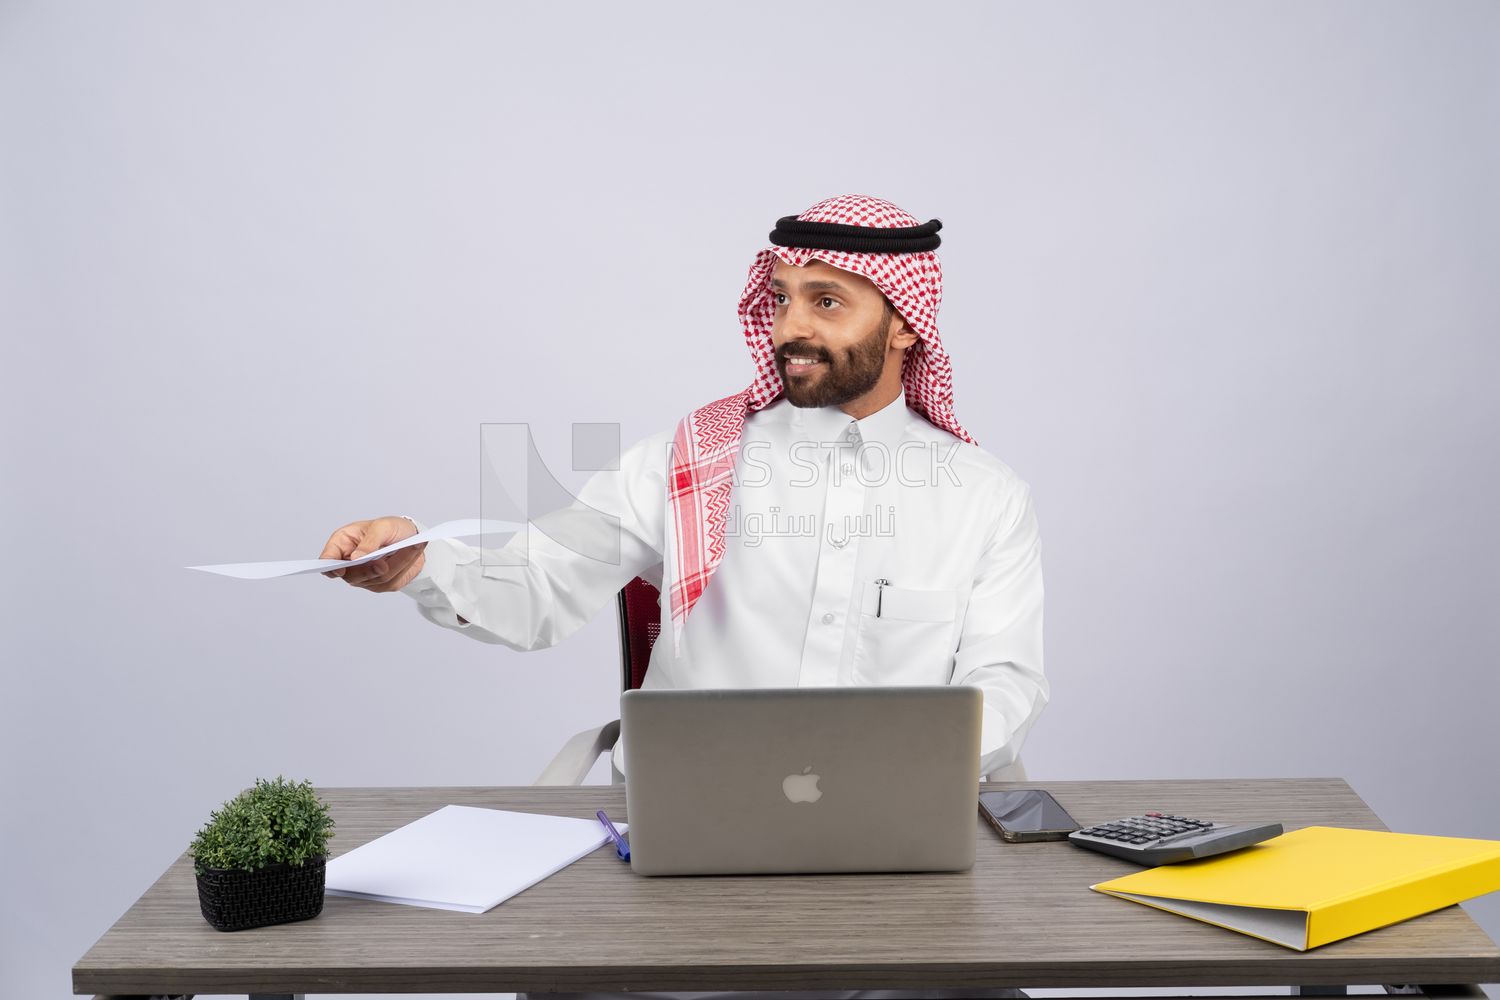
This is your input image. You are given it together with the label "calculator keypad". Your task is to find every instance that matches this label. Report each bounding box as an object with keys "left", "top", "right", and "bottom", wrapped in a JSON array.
[
  {"left": 1076, "top": 812, "right": 1215, "bottom": 845},
  {"left": 1067, "top": 811, "right": 1285, "bottom": 865}
]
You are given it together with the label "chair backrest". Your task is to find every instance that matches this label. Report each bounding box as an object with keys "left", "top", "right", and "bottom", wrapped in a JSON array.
[{"left": 616, "top": 576, "right": 662, "bottom": 692}]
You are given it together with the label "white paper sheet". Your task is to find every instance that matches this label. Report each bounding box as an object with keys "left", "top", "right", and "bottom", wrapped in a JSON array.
[
  {"left": 1102, "top": 890, "right": 1309, "bottom": 950},
  {"left": 185, "top": 518, "right": 523, "bottom": 579},
  {"left": 324, "top": 804, "right": 628, "bottom": 913}
]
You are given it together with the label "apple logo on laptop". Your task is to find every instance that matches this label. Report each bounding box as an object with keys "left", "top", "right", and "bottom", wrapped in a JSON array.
[{"left": 783, "top": 766, "right": 823, "bottom": 803}]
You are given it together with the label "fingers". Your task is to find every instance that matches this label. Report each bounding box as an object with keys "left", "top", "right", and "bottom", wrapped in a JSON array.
[
  {"left": 349, "top": 547, "right": 425, "bottom": 591},
  {"left": 340, "top": 556, "right": 391, "bottom": 588},
  {"left": 319, "top": 531, "right": 350, "bottom": 561},
  {"left": 357, "top": 556, "right": 404, "bottom": 591},
  {"left": 320, "top": 523, "right": 368, "bottom": 579},
  {"left": 338, "top": 563, "right": 378, "bottom": 586},
  {"left": 361, "top": 562, "right": 406, "bottom": 593},
  {"left": 370, "top": 553, "right": 428, "bottom": 594},
  {"left": 349, "top": 519, "right": 402, "bottom": 561},
  {"left": 321, "top": 518, "right": 423, "bottom": 585}
]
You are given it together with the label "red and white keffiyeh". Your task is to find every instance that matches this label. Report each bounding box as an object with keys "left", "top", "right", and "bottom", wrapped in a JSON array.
[{"left": 663, "top": 193, "right": 977, "bottom": 653}]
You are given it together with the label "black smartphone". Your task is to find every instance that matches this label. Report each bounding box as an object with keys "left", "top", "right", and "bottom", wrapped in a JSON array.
[{"left": 978, "top": 789, "right": 1080, "bottom": 843}]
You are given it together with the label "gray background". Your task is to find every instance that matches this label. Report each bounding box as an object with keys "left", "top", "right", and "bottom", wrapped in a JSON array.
[{"left": 2, "top": 1, "right": 1496, "bottom": 998}]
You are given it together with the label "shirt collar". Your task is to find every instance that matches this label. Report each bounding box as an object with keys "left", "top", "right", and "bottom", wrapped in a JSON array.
[{"left": 787, "top": 389, "right": 915, "bottom": 453}]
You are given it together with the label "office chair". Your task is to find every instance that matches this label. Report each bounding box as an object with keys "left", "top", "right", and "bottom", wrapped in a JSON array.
[{"left": 532, "top": 576, "right": 1029, "bottom": 785}]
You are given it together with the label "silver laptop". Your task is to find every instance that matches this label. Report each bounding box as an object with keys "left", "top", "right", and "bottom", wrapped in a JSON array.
[{"left": 620, "top": 686, "right": 982, "bottom": 876}]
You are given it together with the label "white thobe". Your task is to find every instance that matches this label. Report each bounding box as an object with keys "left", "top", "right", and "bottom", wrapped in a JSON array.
[{"left": 400, "top": 389, "right": 1047, "bottom": 782}]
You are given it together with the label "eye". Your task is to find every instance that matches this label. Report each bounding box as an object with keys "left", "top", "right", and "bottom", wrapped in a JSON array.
[{"left": 771, "top": 292, "right": 841, "bottom": 310}]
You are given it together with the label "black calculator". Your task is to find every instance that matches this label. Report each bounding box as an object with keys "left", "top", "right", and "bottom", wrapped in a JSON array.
[{"left": 1068, "top": 811, "right": 1284, "bottom": 865}]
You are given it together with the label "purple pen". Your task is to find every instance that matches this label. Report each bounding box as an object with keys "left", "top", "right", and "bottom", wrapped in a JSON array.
[{"left": 596, "top": 809, "right": 630, "bottom": 862}]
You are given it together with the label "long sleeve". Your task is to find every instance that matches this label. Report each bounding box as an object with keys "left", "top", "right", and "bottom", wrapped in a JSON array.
[
  {"left": 949, "top": 481, "right": 1047, "bottom": 778},
  {"left": 399, "top": 429, "right": 672, "bottom": 651}
]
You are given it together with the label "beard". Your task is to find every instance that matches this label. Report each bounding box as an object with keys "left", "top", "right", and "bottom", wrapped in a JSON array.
[{"left": 777, "top": 312, "right": 892, "bottom": 409}]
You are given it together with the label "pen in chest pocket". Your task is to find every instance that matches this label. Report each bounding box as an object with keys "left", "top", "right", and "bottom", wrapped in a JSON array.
[{"left": 874, "top": 578, "right": 890, "bottom": 617}]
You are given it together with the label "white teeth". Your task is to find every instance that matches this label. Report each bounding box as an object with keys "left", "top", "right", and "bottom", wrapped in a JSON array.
[{"left": 788, "top": 357, "right": 820, "bottom": 365}]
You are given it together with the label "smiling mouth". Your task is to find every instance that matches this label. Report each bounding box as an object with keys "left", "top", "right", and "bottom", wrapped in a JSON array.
[{"left": 783, "top": 356, "right": 825, "bottom": 374}]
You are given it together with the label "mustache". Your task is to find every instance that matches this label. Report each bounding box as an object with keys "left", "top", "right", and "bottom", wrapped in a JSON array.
[{"left": 779, "top": 348, "right": 828, "bottom": 362}]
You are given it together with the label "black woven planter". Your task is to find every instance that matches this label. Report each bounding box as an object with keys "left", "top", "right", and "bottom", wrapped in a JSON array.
[{"left": 194, "top": 854, "right": 326, "bottom": 932}]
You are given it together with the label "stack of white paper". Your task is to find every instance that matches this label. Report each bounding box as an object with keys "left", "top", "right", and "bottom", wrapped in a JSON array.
[{"left": 324, "top": 804, "right": 627, "bottom": 913}]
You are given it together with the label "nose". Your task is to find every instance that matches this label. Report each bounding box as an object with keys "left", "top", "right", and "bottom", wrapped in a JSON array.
[{"left": 779, "top": 298, "right": 819, "bottom": 343}]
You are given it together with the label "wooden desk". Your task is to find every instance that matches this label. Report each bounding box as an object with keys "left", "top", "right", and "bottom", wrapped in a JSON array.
[{"left": 73, "top": 779, "right": 1500, "bottom": 998}]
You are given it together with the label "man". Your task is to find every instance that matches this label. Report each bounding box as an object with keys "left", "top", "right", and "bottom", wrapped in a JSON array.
[
  {"left": 321, "top": 193, "right": 1040, "bottom": 1000},
  {"left": 321, "top": 193, "right": 1046, "bottom": 787}
]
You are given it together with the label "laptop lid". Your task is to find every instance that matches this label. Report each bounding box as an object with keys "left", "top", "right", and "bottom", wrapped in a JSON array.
[{"left": 620, "top": 686, "right": 982, "bottom": 876}]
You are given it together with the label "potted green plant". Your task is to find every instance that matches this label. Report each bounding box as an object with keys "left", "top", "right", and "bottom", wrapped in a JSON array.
[{"left": 189, "top": 775, "right": 336, "bottom": 931}]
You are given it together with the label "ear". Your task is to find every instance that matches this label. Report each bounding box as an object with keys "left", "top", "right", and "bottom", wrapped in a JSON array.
[{"left": 889, "top": 316, "right": 919, "bottom": 350}]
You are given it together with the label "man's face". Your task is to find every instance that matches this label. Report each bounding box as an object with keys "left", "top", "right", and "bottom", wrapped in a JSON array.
[{"left": 769, "top": 259, "right": 903, "bottom": 408}]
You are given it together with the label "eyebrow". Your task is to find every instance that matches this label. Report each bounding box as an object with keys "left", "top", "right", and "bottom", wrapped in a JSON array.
[{"left": 769, "top": 278, "right": 851, "bottom": 294}]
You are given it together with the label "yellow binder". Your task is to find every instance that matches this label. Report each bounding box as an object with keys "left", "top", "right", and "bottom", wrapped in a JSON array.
[{"left": 1091, "top": 826, "right": 1500, "bottom": 950}]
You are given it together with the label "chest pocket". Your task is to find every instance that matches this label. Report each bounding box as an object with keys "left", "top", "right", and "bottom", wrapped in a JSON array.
[{"left": 851, "top": 583, "right": 959, "bottom": 686}]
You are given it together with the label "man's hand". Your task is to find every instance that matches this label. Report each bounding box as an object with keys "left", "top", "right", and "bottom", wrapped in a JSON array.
[{"left": 319, "top": 517, "right": 427, "bottom": 593}]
